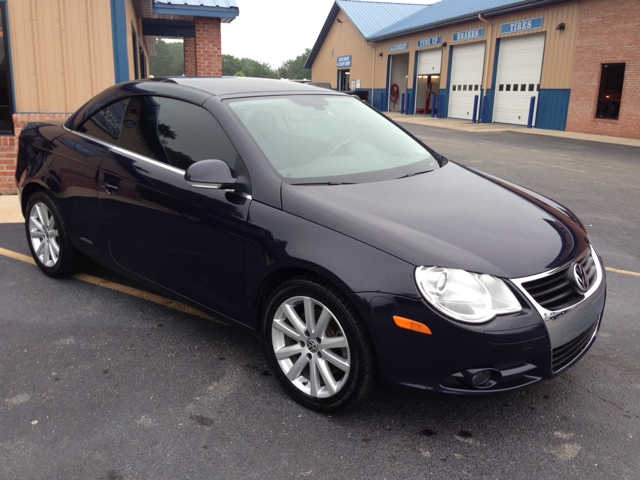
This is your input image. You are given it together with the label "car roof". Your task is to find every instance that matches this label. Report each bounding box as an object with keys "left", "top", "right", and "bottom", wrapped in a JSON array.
[
  {"left": 167, "top": 76, "right": 335, "bottom": 97},
  {"left": 66, "top": 77, "right": 342, "bottom": 131}
]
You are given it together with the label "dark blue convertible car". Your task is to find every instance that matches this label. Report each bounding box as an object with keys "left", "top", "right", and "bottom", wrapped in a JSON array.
[{"left": 15, "top": 77, "right": 606, "bottom": 411}]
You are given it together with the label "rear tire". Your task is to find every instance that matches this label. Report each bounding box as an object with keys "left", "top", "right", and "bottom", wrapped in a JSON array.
[
  {"left": 263, "top": 275, "right": 377, "bottom": 412},
  {"left": 25, "top": 191, "right": 86, "bottom": 277}
]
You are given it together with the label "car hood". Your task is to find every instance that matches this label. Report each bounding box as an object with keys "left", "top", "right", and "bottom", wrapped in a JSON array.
[{"left": 281, "top": 162, "right": 590, "bottom": 279}]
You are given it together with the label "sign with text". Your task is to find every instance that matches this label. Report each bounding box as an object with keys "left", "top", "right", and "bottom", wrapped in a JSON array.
[
  {"left": 501, "top": 17, "right": 543, "bottom": 34},
  {"left": 453, "top": 28, "right": 484, "bottom": 42},
  {"left": 390, "top": 42, "right": 408, "bottom": 52},
  {"left": 337, "top": 55, "right": 351, "bottom": 68},
  {"left": 417, "top": 36, "right": 441, "bottom": 48}
]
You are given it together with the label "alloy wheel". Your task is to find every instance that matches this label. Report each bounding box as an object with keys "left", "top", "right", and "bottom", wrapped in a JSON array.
[
  {"left": 29, "top": 202, "right": 60, "bottom": 267},
  {"left": 271, "top": 296, "right": 351, "bottom": 398}
]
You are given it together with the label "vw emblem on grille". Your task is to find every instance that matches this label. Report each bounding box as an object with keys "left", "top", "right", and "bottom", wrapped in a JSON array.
[{"left": 573, "top": 263, "right": 589, "bottom": 292}]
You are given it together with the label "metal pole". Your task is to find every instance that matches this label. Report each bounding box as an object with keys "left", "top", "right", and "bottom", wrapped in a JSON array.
[
  {"left": 481, "top": 95, "right": 488, "bottom": 123},
  {"left": 472, "top": 95, "right": 479, "bottom": 123},
  {"left": 401, "top": 93, "right": 405, "bottom": 114},
  {"left": 431, "top": 93, "right": 436, "bottom": 117},
  {"left": 527, "top": 96, "right": 536, "bottom": 128}
]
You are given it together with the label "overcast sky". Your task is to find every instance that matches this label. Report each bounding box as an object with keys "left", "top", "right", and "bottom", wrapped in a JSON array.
[{"left": 220, "top": 0, "right": 440, "bottom": 68}]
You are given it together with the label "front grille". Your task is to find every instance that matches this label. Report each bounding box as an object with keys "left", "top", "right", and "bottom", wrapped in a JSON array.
[
  {"left": 551, "top": 319, "right": 598, "bottom": 372},
  {"left": 521, "top": 249, "right": 597, "bottom": 311}
]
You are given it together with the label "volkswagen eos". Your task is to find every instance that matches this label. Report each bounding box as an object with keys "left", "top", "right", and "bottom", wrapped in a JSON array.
[{"left": 15, "top": 78, "right": 606, "bottom": 412}]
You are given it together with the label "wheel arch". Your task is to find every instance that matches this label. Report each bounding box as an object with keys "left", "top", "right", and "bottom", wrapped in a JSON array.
[
  {"left": 253, "top": 264, "right": 360, "bottom": 336},
  {"left": 20, "top": 181, "right": 48, "bottom": 215}
]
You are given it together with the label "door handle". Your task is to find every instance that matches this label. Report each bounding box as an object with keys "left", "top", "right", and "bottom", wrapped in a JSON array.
[{"left": 102, "top": 181, "right": 119, "bottom": 195}]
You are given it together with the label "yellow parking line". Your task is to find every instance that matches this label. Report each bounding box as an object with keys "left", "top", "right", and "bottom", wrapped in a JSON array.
[
  {"left": 0, "top": 247, "right": 35, "bottom": 264},
  {"left": 0, "top": 247, "right": 224, "bottom": 325},
  {"left": 605, "top": 266, "right": 640, "bottom": 277}
]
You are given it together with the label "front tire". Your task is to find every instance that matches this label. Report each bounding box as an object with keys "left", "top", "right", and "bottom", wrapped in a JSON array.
[
  {"left": 263, "top": 276, "right": 377, "bottom": 412},
  {"left": 25, "top": 191, "right": 86, "bottom": 277}
]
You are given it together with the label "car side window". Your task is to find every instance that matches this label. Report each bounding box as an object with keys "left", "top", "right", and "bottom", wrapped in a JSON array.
[
  {"left": 118, "top": 95, "right": 239, "bottom": 172},
  {"left": 77, "top": 99, "right": 130, "bottom": 145}
]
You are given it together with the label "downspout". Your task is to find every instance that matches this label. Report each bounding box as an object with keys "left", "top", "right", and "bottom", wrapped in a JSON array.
[
  {"left": 368, "top": 41, "right": 377, "bottom": 106},
  {"left": 478, "top": 14, "right": 492, "bottom": 123},
  {"left": 478, "top": 14, "right": 492, "bottom": 93}
]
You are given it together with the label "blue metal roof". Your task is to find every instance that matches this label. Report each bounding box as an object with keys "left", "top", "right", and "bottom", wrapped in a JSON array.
[
  {"left": 338, "top": 0, "right": 429, "bottom": 39},
  {"left": 370, "top": 0, "right": 553, "bottom": 39},
  {"left": 304, "top": 1, "right": 430, "bottom": 69},
  {"left": 305, "top": 0, "right": 561, "bottom": 69},
  {"left": 153, "top": 0, "right": 240, "bottom": 21}
]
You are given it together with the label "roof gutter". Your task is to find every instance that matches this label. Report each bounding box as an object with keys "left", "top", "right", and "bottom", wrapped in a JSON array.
[{"left": 367, "top": 0, "right": 571, "bottom": 42}]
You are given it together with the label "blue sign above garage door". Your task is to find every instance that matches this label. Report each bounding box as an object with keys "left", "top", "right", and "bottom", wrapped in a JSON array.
[
  {"left": 453, "top": 28, "right": 484, "bottom": 42},
  {"left": 390, "top": 42, "right": 409, "bottom": 52},
  {"left": 337, "top": 55, "right": 352, "bottom": 68},
  {"left": 418, "top": 36, "right": 441, "bottom": 48},
  {"left": 501, "top": 17, "right": 543, "bottom": 34}
]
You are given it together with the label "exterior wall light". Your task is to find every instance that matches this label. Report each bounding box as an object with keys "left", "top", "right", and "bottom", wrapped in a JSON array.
[
  {"left": 556, "top": 23, "right": 565, "bottom": 30},
  {"left": 442, "top": 42, "right": 448, "bottom": 48}
]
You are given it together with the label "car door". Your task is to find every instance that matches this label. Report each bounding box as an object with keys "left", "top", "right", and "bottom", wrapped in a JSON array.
[
  {"left": 98, "top": 95, "right": 251, "bottom": 321},
  {"left": 49, "top": 99, "right": 129, "bottom": 262}
]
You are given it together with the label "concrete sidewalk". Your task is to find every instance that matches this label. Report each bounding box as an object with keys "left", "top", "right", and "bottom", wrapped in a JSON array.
[
  {"left": 0, "top": 195, "right": 21, "bottom": 223},
  {"left": 384, "top": 112, "right": 640, "bottom": 148}
]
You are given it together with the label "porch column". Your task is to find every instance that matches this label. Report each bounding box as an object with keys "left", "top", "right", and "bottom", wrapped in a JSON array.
[
  {"left": 184, "top": 37, "right": 196, "bottom": 76},
  {"left": 194, "top": 17, "right": 222, "bottom": 76}
]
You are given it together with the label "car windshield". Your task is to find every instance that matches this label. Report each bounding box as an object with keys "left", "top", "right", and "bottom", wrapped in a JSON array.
[{"left": 227, "top": 95, "right": 439, "bottom": 184}]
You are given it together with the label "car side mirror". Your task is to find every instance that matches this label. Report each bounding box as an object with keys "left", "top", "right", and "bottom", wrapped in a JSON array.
[{"left": 184, "top": 159, "right": 238, "bottom": 190}]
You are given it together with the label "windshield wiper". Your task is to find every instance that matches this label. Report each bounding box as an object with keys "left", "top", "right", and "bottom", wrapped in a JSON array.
[{"left": 396, "top": 170, "right": 433, "bottom": 179}]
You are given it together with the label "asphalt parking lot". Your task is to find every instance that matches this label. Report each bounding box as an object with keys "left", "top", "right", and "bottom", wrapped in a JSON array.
[{"left": 1, "top": 126, "right": 639, "bottom": 479}]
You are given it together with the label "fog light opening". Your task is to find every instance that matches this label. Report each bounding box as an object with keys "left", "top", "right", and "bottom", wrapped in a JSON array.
[{"left": 471, "top": 370, "right": 494, "bottom": 388}]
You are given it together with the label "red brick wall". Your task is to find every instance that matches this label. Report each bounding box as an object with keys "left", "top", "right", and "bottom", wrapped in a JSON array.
[
  {"left": 184, "top": 37, "right": 197, "bottom": 76},
  {"left": 566, "top": 0, "right": 640, "bottom": 139},
  {"left": 194, "top": 17, "right": 222, "bottom": 77},
  {"left": 0, "top": 135, "right": 17, "bottom": 194},
  {"left": 0, "top": 113, "right": 72, "bottom": 194}
]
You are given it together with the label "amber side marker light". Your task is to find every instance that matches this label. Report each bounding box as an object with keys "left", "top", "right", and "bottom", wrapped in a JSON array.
[{"left": 393, "top": 316, "right": 432, "bottom": 335}]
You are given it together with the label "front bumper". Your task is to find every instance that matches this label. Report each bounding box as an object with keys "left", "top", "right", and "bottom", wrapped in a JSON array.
[{"left": 348, "top": 258, "right": 606, "bottom": 395}]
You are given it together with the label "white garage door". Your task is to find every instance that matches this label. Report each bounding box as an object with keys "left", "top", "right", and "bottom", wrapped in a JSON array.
[
  {"left": 493, "top": 34, "right": 545, "bottom": 126},
  {"left": 448, "top": 42, "right": 485, "bottom": 120},
  {"left": 417, "top": 48, "right": 442, "bottom": 75}
]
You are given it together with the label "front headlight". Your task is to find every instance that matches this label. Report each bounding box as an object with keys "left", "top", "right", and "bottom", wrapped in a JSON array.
[{"left": 414, "top": 266, "right": 521, "bottom": 323}]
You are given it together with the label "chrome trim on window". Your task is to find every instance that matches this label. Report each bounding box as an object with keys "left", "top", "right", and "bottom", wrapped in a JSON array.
[
  {"left": 110, "top": 146, "right": 185, "bottom": 175},
  {"left": 62, "top": 125, "right": 117, "bottom": 151},
  {"left": 510, "top": 245, "right": 603, "bottom": 321}
]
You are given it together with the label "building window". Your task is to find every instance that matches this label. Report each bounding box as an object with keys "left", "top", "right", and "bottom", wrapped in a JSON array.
[{"left": 596, "top": 63, "right": 625, "bottom": 120}]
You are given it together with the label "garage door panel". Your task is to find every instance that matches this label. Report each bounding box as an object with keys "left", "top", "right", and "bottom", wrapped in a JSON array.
[
  {"left": 493, "top": 34, "right": 545, "bottom": 126},
  {"left": 448, "top": 42, "right": 485, "bottom": 120},
  {"left": 418, "top": 49, "right": 442, "bottom": 75}
]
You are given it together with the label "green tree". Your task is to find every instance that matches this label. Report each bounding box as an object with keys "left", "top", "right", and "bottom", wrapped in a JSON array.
[
  {"left": 222, "top": 54, "right": 278, "bottom": 78},
  {"left": 222, "top": 54, "right": 243, "bottom": 76},
  {"left": 149, "top": 38, "right": 184, "bottom": 77},
  {"left": 277, "top": 49, "right": 312, "bottom": 80}
]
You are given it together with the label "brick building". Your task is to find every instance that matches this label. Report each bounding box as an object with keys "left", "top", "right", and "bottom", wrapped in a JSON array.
[
  {"left": 566, "top": 0, "right": 640, "bottom": 139},
  {"left": 0, "top": 0, "right": 238, "bottom": 194},
  {"left": 306, "top": 0, "right": 639, "bottom": 140}
]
